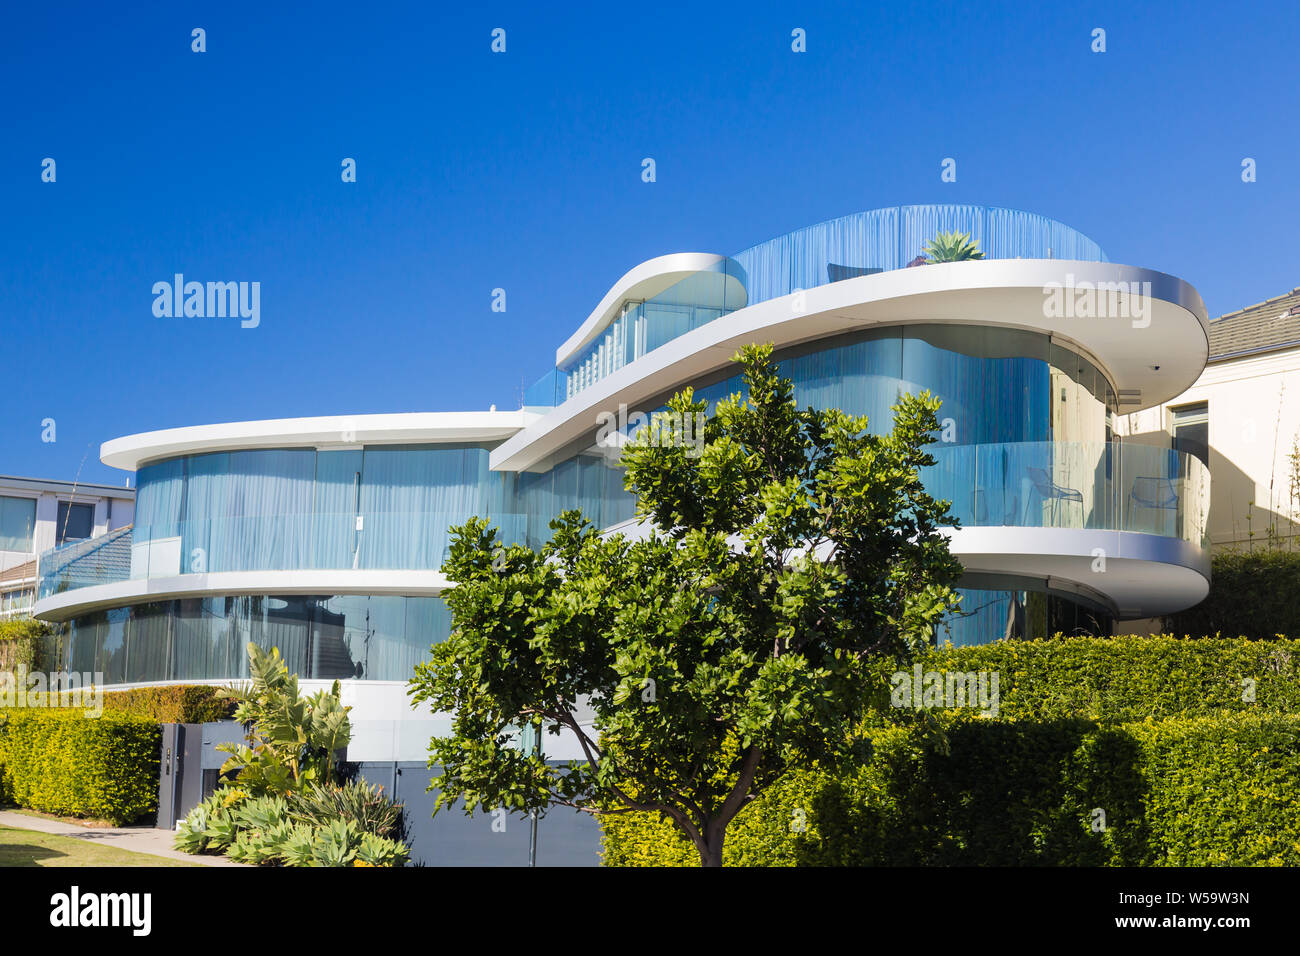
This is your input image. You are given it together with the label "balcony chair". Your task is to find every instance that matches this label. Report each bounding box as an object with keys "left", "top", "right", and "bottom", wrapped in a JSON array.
[{"left": 1026, "top": 467, "right": 1084, "bottom": 525}]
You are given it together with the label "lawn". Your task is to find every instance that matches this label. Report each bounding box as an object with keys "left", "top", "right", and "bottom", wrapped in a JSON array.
[{"left": 0, "top": 826, "right": 198, "bottom": 867}]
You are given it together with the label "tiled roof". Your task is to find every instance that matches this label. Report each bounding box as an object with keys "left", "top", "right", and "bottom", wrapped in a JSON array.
[
  {"left": 1208, "top": 286, "right": 1300, "bottom": 362},
  {"left": 0, "top": 559, "right": 36, "bottom": 586}
]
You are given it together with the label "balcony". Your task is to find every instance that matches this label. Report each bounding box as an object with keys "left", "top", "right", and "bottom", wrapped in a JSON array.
[{"left": 921, "top": 440, "right": 1209, "bottom": 547}]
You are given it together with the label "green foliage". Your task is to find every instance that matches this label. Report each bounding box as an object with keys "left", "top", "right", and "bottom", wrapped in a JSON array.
[
  {"left": 8, "top": 683, "right": 233, "bottom": 723},
  {"left": 101, "top": 685, "right": 235, "bottom": 723},
  {"left": 173, "top": 782, "right": 408, "bottom": 867},
  {"left": 217, "top": 643, "right": 352, "bottom": 794},
  {"left": 922, "top": 230, "right": 985, "bottom": 263},
  {"left": 0, "top": 710, "right": 160, "bottom": 825},
  {"left": 411, "top": 344, "right": 962, "bottom": 865},
  {"left": 604, "top": 712, "right": 1300, "bottom": 867},
  {"left": 0, "top": 619, "right": 56, "bottom": 674},
  {"left": 603, "top": 637, "right": 1300, "bottom": 866},
  {"left": 864, "top": 635, "right": 1300, "bottom": 724},
  {"left": 1166, "top": 548, "right": 1300, "bottom": 639},
  {"left": 287, "top": 779, "right": 404, "bottom": 839}
]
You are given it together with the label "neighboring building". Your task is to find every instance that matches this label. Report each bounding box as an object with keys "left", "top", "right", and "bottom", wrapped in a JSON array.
[
  {"left": 1118, "top": 287, "right": 1300, "bottom": 552},
  {"left": 1, "top": 475, "right": 134, "bottom": 619},
  {"left": 32, "top": 205, "right": 1212, "bottom": 762}
]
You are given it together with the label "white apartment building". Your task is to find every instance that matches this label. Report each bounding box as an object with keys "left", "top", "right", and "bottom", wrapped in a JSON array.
[{"left": 0, "top": 475, "right": 135, "bottom": 619}]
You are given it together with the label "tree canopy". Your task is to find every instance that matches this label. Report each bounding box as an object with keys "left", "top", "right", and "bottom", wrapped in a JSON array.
[{"left": 409, "top": 344, "right": 962, "bottom": 865}]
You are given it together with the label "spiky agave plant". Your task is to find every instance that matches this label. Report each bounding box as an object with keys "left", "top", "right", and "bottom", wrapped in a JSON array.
[{"left": 922, "top": 230, "right": 985, "bottom": 263}]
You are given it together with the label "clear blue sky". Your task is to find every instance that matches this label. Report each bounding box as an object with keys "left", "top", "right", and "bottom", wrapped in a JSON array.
[{"left": 3, "top": 0, "right": 1297, "bottom": 486}]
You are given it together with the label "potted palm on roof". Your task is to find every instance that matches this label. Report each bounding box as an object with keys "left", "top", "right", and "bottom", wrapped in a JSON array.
[{"left": 922, "top": 230, "right": 985, "bottom": 263}]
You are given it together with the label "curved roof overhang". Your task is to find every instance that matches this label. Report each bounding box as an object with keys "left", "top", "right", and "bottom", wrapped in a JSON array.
[
  {"left": 491, "top": 259, "right": 1209, "bottom": 473},
  {"left": 554, "top": 253, "right": 745, "bottom": 367},
  {"left": 33, "top": 569, "right": 453, "bottom": 622},
  {"left": 100, "top": 411, "right": 537, "bottom": 472}
]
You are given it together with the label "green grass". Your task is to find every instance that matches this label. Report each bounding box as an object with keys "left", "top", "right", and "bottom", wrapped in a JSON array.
[{"left": 0, "top": 826, "right": 198, "bottom": 867}]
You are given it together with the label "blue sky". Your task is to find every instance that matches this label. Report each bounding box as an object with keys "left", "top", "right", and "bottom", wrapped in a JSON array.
[{"left": 3, "top": 0, "right": 1297, "bottom": 486}]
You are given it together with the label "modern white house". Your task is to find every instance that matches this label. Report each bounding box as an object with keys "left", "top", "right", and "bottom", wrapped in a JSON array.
[
  {"left": 32, "top": 204, "right": 1214, "bottom": 763},
  {"left": 1, "top": 475, "right": 134, "bottom": 620}
]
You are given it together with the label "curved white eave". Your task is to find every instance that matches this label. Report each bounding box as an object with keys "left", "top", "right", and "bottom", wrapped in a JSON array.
[
  {"left": 554, "top": 253, "right": 742, "bottom": 366},
  {"left": 33, "top": 569, "right": 453, "bottom": 622},
  {"left": 600, "top": 517, "right": 1208, "bottom": 619},
  {"left": 493, "top": 260, "right": 1209, "bottom": 473},
  {"left": 948, "top": 526, "right": 1209, "bottom": 618},
  {"left": 100, "top": 411, "right": 539, "bottom": 472}
]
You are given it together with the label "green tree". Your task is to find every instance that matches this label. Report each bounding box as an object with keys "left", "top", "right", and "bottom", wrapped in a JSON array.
[
  {"left": 922, "top": 230, "right": 985, "bottom": 263},
  {"left": 409, "top": 345, "right": 962, "bottom": 866}
]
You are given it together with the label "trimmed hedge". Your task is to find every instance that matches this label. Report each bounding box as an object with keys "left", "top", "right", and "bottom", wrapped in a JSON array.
[
  {"left": 100, "top": 685, "right": 235, "bottom": 723},
  {"left": 1167, "top": 548, "right": 1300, "bottom": 639},
  {"left": 0, "top": 710, "right": 161, "bottom": 825},
  {"left": 866, "top": 635, "right": 1300, "bottom": 724},
  {"left": 20, "top": 685, "right": 235, "bottom": 723},
  {"left": 602, "top": 636, "right": 1300, "bottom": 866},
  {"left": 602, "top": 712, "right": 1300, "bottom": 867}
]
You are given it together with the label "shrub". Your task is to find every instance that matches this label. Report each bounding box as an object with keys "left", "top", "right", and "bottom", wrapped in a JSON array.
[
  {"left": 603, "top": 636, "right": 1300, "bottom": 866},
  {"left": 288, "top": 779, "right": 404, "bottom": 840},
  {"left": 100, "top": 685, "right": 235, "bottom": 723},
  {"left": 874, "top": 635, "right": 1300, "bottom": 724},
  {"left": 175, "top": 785, "right": 409, "bottom": 867},
  {"left": 0, "top": 619, "right": 57, "bottom": 674},
  {"left": 0, "top": 709, "right": 160, "bottom": 825},
  {"left": 603, "top": 711, "right": 1300, "bottom": 867},
  {"left": 1166, "top": 549, "right": 1300, "bottom": 639},
  {"left": 216, "top": 643, "right": 351, "bottom": 795}
]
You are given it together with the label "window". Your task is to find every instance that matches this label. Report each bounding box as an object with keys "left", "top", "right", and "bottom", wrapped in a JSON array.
[
  {"left": 56, "top": 501, "right": 95, "bottom": 543},
  {"left": 0, "top": 496, "right": 37, "bottom": 552},
  {"left": 1171, "top": 402, "right": 1209, "bottom": 466}
]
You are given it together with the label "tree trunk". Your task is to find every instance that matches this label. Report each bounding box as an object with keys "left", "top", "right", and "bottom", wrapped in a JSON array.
[{"left": 698, "top": 823, "right": 725, "bottom": 867}]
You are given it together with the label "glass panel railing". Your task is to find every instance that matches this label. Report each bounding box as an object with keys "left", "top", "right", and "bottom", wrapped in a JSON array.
[
  {"left": 37, "top": 525, "right": 134, "bottom": 599},
  {"left": 922, "top": 441, "right": 1209, "bottom": 547},
  {"left": 552, "top": 258, "right": 748, "bottom": 405}
]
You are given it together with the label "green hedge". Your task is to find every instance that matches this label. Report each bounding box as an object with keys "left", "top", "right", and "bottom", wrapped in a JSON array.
[
  {"left": 602, "top": 712, "right": 1300, "bottom": 866},
  {"left": 1167, "top": 548, "right": 1300, "bottom": 639},
  {"left": 0, "top": 710, "right": 161, "bottom": 825},
  {"left": 602, "top": 636, "right": 1300, "bottom": 866},
  {"left": 21, "top": 685, "right": 234, "bottom": 723},
  {"left": 99, "top": 685, "right": 235, "bottom": 723},
  {"left": 865, "top": 635, "right": 1300, "bottom": 723}
]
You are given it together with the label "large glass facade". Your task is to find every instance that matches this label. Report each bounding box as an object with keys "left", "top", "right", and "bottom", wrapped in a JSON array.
[
  {"left": 60, "top": 594, "right": 451, "bottom": 683},
  {"left": 683, "top": 325, "right": 1110, "bottom": 446}
]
